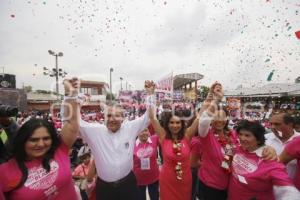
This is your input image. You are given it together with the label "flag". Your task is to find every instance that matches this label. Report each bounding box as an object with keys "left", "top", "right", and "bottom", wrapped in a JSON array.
[{"left": 156, "top": 73, "right": 173, "bottom": 92}]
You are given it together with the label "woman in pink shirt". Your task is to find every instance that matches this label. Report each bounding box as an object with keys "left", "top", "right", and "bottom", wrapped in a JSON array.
[
  {"left": 280, "top": 135, "right": 300, "bottom": 190},
  {"left": 197, "top": 82, "right": 239, "bottom": 200},
  {"left": 229, "top": 120, "right": 300, "bottom": 200},
  {"left": 0, "top": 78, "right": 80, "bottom": 200},
  {"left": 133, "top": 128, "right": 159, "bottom": 200},
  {"left": 197, "top": 82, "right": 277, "bottom": 200}
]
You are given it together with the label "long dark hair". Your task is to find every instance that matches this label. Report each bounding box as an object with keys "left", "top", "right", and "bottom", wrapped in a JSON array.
[
  {"left": 12, "top": 118, "right": 60, "bottom": 189},
  {"left": 161, "top": 111, "right": 186, "bottom": 140}
]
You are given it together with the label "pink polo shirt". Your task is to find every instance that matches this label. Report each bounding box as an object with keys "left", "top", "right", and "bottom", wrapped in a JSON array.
[
  {"left": 0, "top": 142, "right": 77, "bottom": 200},
  {"left": 133, "top": 135, "right": 159, "bottom": 185},
  {"left": 229, "top": 146, "right": 293, "bottom": 200},
  {"left": 285, "top": 136, "right": 300, "bottom": 190},
  {"left": 198, "top": 129, "right": 239, "bottom": 190}
]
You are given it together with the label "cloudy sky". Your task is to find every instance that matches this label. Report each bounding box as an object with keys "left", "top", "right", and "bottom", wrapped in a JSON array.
[{"left": 0, "top": 0, "right": 300, "bottom": 93}]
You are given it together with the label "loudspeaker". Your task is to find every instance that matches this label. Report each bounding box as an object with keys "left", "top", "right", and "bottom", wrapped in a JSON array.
[{"left": 0, "top": 74, "right": 16, "bottom": 89}]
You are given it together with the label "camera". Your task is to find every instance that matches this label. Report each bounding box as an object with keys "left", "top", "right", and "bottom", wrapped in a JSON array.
[{"left": 0, "top": 104, "right": 18, "bottom": 117}]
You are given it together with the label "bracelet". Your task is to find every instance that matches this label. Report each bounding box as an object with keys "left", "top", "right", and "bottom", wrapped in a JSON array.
[
  {"left": 64, "top": 96, "right": 78, "bottom": 100},
  {"left": 145, "top": 95, "right": 156, "bottom": 105}
]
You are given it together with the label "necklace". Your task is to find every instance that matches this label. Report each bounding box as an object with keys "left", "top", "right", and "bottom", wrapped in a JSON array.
[
  {"left": 214, "top": 130, "right": 236, "bottom": 173},
  {"left": 172, "top": 140, "right": 183, "bottom": 180}
]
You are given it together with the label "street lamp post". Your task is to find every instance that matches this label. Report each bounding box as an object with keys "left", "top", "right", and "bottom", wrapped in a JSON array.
[
  {"left": 120, "top": 77, "right": 123, "bottom": 91},
  {"left": 44, "top": 50, "right": 67, "bottom": 100},
  {"left": 109, "top": 68, "right": 113, "bottom": 102}
]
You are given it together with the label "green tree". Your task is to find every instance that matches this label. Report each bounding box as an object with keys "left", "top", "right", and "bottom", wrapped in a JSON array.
[
  {"left": 24, "top": 85, "right": 32, "bottom": 92},
  {"left": 199, "top": 85, "right": 209, "bottom": 100},
  {"left": 106, "top": 93, "right": 115, "bottom": 102}
]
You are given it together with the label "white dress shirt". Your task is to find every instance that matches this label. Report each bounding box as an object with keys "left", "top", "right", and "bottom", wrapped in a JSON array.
[
  {"left": 265, "top": 130, "right": 300, "bottom": 179},
  {"left": 79, "top": 110, "right": 150, "bottom": 182}
]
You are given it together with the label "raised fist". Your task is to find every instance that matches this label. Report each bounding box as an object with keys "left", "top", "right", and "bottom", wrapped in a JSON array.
[
  {"left": 144, "top": 80, "right": 155, "bottom": 95},
  {"left": 63, "top": 77, "right": 80, "bottom": 97}
]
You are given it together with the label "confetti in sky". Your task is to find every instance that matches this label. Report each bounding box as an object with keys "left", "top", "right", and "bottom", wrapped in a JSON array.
[
  {"left": 0, "top": 0, "right": 299, "bottom": 91},
  {"left": 296, "top": 30, "right": 300, "bottom": 39},
  {"left": 267, "top": 70, "right": 275, "bottom": 81}
]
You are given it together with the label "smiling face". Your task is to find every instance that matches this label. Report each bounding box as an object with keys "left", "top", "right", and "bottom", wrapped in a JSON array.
[
  {"left": 238, "top": 129, "right": 259, "bottom": 152},
  {"left": 106, "top": 106, "right": 124, "bottom": 133},
  {"left": 168, "top": 116, "right": 182, "bottom": 136},
  {"left": 25, "top": 127, "right": 52, "bottom": 160},
  {"left": 212, "top": 110, "right": 228, "bottom": 132},
  {"left": 138, "top": 128, "right": 150, "bottom": 142}
]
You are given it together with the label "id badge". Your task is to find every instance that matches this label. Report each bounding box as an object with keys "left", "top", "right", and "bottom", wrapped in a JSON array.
[
  {"left": 221, "top": 161, "right": 229, "bottom": 169},
  {"left": 237, "top": 175, "right": 248, "bottom": 184},
  {"left": 141, "top": 157, "right": 150, "bottom": 170}
]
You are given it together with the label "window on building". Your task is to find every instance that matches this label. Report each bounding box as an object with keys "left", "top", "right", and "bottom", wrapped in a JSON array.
[{"left": 91, "top": 88, "right": 98, "bottom": 95}]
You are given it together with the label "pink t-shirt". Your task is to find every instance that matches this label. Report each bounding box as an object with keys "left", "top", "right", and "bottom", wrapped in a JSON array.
[
  {"left": 72, "top": 161, "right": 91, "bottom": 178},
  {"left": 198, "top": 129, "right": 239, "bottom": 190},
  {"left": 228, "top": 147, "right": 293, "bottom": 200},
  {"left": 190, "top": 136, "right": 202, "bottom": 158},
  {"left": 133, "top": 135, "right": 159, "bottom": 185},
  {"left": 0, "top": 142, "right": 77, "bottom": 200},
  {"left": 285, "top": 136, "right": 300, "bottom": 190}
]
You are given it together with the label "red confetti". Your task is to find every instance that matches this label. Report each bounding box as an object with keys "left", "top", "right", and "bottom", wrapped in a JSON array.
[
  {"left": 10, "top": 14, "right": 15, "bottom": 18},
  {"left": 295, "top": 31, "right": 300, "bottom": 39}
]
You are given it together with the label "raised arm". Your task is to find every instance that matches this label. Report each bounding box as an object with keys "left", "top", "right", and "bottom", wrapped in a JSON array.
[
  {"left": 145, "top": 80, "right": 166, "bottom": 142},
  {"left": 60, "top": 78, "right": 80, "bottom": 149},
  {"left": 126, "top": 80, "right": 158, "bottom": 137},
  {"left": 198, "top": 82, "right": 223, "bottom": 137},
  {"left": 185, "top": 114, "right": 199, "bottom": 140}
]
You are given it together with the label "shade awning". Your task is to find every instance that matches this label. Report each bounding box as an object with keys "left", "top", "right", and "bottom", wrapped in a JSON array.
[{"left": 173, "top": 73, "right": 204, "bottom": 89}]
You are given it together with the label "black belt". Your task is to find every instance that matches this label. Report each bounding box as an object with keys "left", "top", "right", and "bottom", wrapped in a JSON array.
[{"left": 98, "top": 171, "right": 134, "bottom": 188}]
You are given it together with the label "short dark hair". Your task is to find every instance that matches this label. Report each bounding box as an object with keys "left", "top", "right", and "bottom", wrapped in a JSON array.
[
  {"left": 294, "top": 116, "right": 300, "bottom": 126},
  {"left": 236, "top": 120, "right": 266, "bottom": 146},
  {"left": 282, "top": 114, "right": 294, "bottom": 125},
  {"left": 12, "top": 119, "right": 60, "bottom": 188}
]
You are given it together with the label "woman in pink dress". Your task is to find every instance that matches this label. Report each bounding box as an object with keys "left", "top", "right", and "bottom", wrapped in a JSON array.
[{"left": 147, "top": 81, "right": 199, "bottom": 200}]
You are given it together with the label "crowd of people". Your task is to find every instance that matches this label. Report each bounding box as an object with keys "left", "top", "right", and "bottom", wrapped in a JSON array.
[{"left": 0, "top": 78, "right": 300, "bottom": 200}]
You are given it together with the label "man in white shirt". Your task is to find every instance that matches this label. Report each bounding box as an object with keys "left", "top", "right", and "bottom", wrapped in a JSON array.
[
  {"left": 265, "top": 113, "right": 300, "bottom": 179},
  {"left": 65, "top": 79, "right": 156, "bottom": 200}
]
